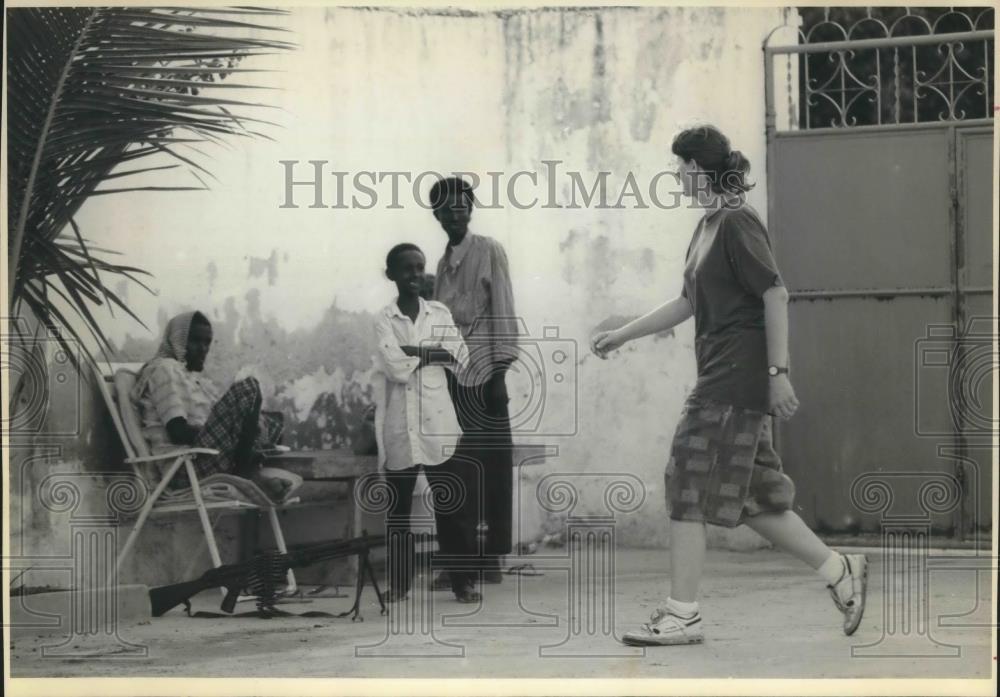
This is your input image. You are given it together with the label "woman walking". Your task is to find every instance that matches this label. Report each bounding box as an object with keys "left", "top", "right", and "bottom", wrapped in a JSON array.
[{"left": 591, "top": 126, "right": 867, "bottom": 646}]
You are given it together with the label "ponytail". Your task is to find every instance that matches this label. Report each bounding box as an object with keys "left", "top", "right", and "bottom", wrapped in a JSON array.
[{"left": 672, "top": 126, "right": 755, "bottom": 195}]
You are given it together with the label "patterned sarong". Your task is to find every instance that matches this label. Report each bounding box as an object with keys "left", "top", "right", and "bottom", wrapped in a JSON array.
[{"left": 170, "top": 377, "right": 283, "bottom": 487}]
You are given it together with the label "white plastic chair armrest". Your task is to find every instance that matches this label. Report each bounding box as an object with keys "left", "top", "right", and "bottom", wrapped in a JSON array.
[{"left": 125, "top": 448, "right": 220, "bottom": 464}]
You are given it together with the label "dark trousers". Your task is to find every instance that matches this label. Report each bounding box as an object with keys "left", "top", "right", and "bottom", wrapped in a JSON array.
[
  {"left": 447, "top": 371, "right": 514, "bottom": 569},
  {"left": 383, "top": 459, "right": 479, "bottom": 595}
]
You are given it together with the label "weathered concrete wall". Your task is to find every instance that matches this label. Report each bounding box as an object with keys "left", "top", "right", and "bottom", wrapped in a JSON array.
[{"left": 14, "top": 6, "right": 786, "bottom": 583}]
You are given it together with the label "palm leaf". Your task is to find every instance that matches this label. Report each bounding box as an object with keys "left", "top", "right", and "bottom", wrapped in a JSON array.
[{"left": 7, "top": 6, "right": 294, "bottom": 368}]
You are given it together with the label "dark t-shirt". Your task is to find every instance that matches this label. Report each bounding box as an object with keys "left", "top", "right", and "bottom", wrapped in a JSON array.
[{"left": 681, "top": 204, "right": 783, "bottom": 412}]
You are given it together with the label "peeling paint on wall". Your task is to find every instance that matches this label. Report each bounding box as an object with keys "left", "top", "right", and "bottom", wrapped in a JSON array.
[
  {"left": 118, "top": 290, "right": 379, "bottom": 452},
  {"left": 545, "top": 78, "right": 607, "bottom": 136},
  {"left": 247, "top": 249, "right": 279, "bottom": 286},
  {"left": 557, "top": 228, "right": 660, "bottom": 301},
  {"left": 206, "top": 261, "right": 217, "bottom": 293},
  {"left": 501, "top": 13, "right": 525, "bottom": 165}
]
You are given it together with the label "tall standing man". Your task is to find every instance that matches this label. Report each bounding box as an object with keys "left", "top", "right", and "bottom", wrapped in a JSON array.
[{"left": 430, "top": 177, "right": 519, "bottom": 585}]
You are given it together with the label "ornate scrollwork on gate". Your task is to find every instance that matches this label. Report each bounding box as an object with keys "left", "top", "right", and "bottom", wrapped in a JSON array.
[{"left": 767, "top": 7, "right": 995, "bottom": 130}]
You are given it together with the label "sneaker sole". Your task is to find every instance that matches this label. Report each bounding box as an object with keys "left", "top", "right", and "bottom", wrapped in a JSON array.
[
  {"left": 843, "top": 555, "right": 868, "bottom": 636},
  {"left": 622, "top": 634, "right": 704, "bottom": 646}
]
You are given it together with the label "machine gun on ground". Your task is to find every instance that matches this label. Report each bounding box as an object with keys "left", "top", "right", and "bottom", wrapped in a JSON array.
[{"left": 148, "top": 533, "right": 386, "bottom": 620}]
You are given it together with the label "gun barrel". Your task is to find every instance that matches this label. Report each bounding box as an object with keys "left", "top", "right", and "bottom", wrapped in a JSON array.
[{"left": 286, "top": 534, "right": 385, "bottom": 568}]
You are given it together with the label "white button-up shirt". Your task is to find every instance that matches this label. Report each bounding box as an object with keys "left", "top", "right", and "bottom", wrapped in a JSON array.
[{"left": 372, "top": 298, "right": 468, "bottom": 470}]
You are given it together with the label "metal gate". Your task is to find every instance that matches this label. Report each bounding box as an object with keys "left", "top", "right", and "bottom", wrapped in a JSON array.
[{"left": 763, "top": 8, "right": 994, "bottom": 540}]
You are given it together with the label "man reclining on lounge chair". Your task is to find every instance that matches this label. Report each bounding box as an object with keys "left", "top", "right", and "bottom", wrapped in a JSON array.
[{"left": 131, "top": 310, "right": 300, "bottom": 501}]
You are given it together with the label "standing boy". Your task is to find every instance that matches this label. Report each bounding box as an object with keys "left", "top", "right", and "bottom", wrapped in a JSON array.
[
  {"left": 430, "top": 177, "right": 519, "bottom": 584},
  {"left": 373, "top": 243, "right": 481, "bottom": 603}
]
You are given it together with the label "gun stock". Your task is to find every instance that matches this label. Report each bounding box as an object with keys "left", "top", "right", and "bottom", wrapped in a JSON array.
[{"left": 149, "top": 578, "right": 218, "bottom": 617}]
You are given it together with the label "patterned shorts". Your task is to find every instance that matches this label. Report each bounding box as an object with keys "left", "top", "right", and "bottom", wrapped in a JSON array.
[{"left": 665, "top": 398, "right": 796, "bottom": 528}]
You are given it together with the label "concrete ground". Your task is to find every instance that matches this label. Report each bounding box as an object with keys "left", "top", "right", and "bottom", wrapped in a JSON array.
[{"left": 9, "top": 548, "right": 995, "bottom": 679}]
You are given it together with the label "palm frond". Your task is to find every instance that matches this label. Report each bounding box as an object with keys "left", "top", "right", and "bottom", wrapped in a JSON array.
[{"left": 7, "top": 5, "right": 294, "bottom": 366}]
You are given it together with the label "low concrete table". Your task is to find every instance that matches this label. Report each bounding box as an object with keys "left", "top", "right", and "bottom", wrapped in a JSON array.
[{"left": 266, "top": 450, "right": 375, "bottom": 540}]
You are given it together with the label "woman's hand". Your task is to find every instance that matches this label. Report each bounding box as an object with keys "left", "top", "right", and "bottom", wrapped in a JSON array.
[
  {"left": 769, "top": 375, "right": 800, "bottom": 420},
  {"left": 591, "top": 329, "right": 625, "bottom": 359}
]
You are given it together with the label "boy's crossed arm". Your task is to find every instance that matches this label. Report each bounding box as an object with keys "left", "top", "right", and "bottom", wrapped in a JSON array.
[
  {"left": 401, "top": 308, "right": 469, "bottom": 370},
  {"left": 400, "top": 344, "right": 456, "bottom": 367}
]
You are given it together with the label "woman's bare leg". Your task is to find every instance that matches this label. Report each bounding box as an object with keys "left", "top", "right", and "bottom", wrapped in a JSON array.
[
  {"left": 744, "top": 510, "right": 871, "bottom": 636},
  {"left": 669, "top": 520, "right": 707, "bottom": 602},
  {"left": 624, "top": 519, "right": 707, "bottom": 645},
  {"left": 743, "top": 510, "right": 833, "bottom": 569}
]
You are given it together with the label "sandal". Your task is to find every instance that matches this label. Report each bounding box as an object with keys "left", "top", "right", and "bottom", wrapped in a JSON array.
[
  {"left": 455, "top": 587, "right": 482, "bottom": 604},
  {"left": 506, "top": 563, "right": 543, "bottom": 577}
]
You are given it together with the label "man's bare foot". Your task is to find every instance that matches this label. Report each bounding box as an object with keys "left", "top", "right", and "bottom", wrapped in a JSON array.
[{"left": 254, "top": 475, "right": 292, "bottom": 501}]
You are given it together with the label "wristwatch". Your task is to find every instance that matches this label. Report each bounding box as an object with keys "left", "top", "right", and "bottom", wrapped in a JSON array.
[{"left": 767, "top": 365, "right": 789, "bottom": 377}]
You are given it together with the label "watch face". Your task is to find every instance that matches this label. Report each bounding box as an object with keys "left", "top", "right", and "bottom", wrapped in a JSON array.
[{"left": 768, "top": 366, "right": 778, "bottom": 376}]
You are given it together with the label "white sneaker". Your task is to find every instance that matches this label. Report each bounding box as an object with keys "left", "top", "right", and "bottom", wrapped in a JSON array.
[
  {"left": 622, "top": 607, "right": 704, "bottom": 646},
  {"left": 828, "top": 553, "right": 868, "bottom": 636}
]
